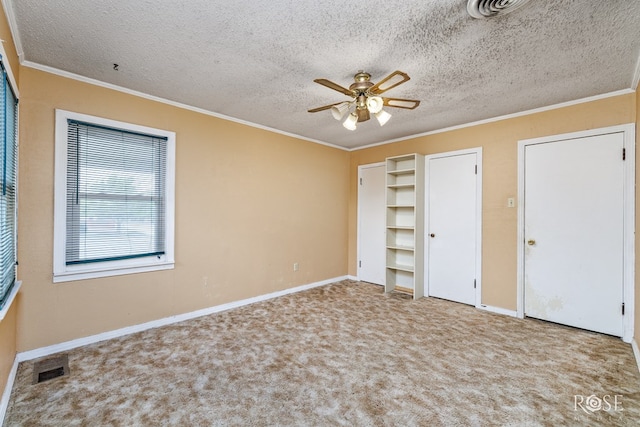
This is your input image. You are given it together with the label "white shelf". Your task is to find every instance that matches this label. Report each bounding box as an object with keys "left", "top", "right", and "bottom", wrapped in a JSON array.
[
  {"left": 385, "top": 153, "right": 424, "bottom": 299},
  {"left": 386, "top": 245, "right": 415, "bottom": 251},
  {"left": 387, "top": 184, "right": 415, "bottom": 189},
  {"left": 387, "top": 168, "right": 415, "bottom": 176},
  {"left": 386, "top": 264, "right": 414, "bottom": 273}
]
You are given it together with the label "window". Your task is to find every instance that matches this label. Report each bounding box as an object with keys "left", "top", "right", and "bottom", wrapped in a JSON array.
[
  {"left": 0, "top": 59, "right": 18, "bottom": 311},
  {"left": 54, "top": 110, "right": 175, "bottom": 282}
]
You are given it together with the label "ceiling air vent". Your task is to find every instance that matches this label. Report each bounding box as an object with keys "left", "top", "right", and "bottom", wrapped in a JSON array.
[{"left": 467, "top": 0, "right": 533, "bottom": 19}]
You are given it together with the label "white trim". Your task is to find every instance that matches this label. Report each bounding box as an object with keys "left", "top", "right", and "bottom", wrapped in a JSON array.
[
  {"left": 356, "top": 162, "right": 385, "bottom": 283},
  {"left": 632, "top": 54, "right": 640, "bottom": 91},
  {"left": 21, "top": 61, "right": 348, "bottom": 152},
  {"left": 0, "top": 280, "right": 20, "bottom": 322},
  {"left": 352, "top": 89, "right": 635, "bottom": 152},
  {"left": 53, "top": 263, "right": 175, "bottom": 283},
  {"left": 347, "top": 275, "right": 359, "bottom": 281},
  {"left": 16, "top": 276, "right": 347, "bottom": 362},
  {"left": 423, "top": 148, "right": 483, "bottom": 306},
  {"left": 13, "top": 61, "right": 633, "bottom": 154},
  {"left": 53, "top": 110, "right": 176, "bottom": 282},
  {"left": 1, "top": 0, "right": 23, "bottom": 63},
  {"left": 0, "top": 355, "right": 19, "bottom": 425},
  {"left": 478, "top": 304, "right": 518, "bottom": 318},
  {"left": 632, "top": 340, "right": 640, "bottom": 375},
  {"left": 0, "top": 34, "right": 20, "bottom": 330},
  {"left": 516, "top": 124, "right": 635, "bottom": 343},
  {"left": 0, "top": 35, "right": 19, "bottom": 99},
  {"left": 622, "top": 126, "right": 636, "bottom": 343}
]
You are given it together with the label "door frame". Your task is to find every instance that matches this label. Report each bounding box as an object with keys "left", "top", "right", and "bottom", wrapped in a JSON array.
[
  {"left": 357, "top": 162, "right": 386, "bottom": 284},
  {"left": 516, "top": 124, "right": 635, "bottom": 342},
  {"left": 424, "top": 147, "right": 483, "bottom": 307}
]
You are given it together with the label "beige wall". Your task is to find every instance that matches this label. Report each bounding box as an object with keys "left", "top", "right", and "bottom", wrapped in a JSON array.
[
  {"left": 16, "top": 67, "right": 349, "bottom": 351},
  {"left": 349, "top": 94, "right": 636, "bottom": 310},
  {"left": 0, "top": 3, "right": 20, "bottom": 401}
]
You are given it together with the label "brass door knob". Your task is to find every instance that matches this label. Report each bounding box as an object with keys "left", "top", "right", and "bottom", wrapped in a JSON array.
[{"left": 527, "top": 239, "right": 536, "bottom": 246}]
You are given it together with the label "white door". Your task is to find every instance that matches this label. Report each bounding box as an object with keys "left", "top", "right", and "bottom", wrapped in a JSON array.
[
  {"left": 427, "top": 153, "right": 478, "bottom": 305},
  {"left": 524, "top": 133, "right": 624, "bottom": 336},
  {"left": 358, "top": 164, "right": 386, "bottom": 285}
]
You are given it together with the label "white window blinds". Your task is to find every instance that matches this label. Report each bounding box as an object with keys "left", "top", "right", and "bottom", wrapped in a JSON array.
[
  {"left": 65, "top": 120, "right": 167, "bottom": 266},
  {"left": 0, "top": 60, "right": 17, "bottom": 310}
]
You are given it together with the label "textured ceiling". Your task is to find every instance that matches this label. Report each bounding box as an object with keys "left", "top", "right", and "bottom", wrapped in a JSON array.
[{"left": 6, "top": 0, "right": 640, "bottom": 149}]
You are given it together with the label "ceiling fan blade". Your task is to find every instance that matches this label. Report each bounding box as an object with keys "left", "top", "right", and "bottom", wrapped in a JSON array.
[
  {"left": 357, "top": 108, "right": 370, "bottom": 122},
  {"left": 308, "top": 102, "right": 345, "bottom": 113},
  {"left": 313, "top": 79, "right": 354, "bottom": 96},
  {"left": 369, "top": 71, "right": 410, "bottom": 95},
  {"left": 383, "top": 97, "right": 421, "bottom": 110}
]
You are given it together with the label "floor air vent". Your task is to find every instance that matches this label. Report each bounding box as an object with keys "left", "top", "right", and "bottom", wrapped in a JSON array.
[
  {"left": 467, "top": 0, "right": 533, "bottom": 19},
  {"left": 32, "top": 354, "right": 70, "bottom": 384}
]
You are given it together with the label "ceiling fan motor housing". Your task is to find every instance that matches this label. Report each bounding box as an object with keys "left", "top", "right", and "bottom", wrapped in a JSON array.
[{"left": 350, "top": 72, "right": 374, "bottom": 94}]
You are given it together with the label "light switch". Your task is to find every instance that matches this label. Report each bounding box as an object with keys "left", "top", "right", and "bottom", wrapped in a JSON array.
[{"left": 507, "top": 198, "right": 515, "bottom": 208}]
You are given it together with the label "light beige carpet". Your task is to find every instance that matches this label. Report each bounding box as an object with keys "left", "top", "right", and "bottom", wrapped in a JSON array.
[{"left": 4, "top": 280, "right": 640, "bottom": 426}]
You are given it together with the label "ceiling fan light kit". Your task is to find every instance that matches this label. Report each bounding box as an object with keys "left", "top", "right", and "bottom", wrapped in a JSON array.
[
  {"left": 375, "top": 109, "right": 392, "bottom": 127},
  {"left": 366, "top": 96, "right": 384, "bottom": 114},
  {"left": 308, "top": 70, "right": 420, "bottom": 131},
  {"left": 343, "top": 112, "right": 358, "bottom": 131},
  {"left": 331, "top": 102, "right": 351, "bottom": 120}
]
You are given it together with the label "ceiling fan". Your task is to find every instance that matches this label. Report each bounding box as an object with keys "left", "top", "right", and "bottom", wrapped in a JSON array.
[{"left": 308, "top": 70, "right": 420, "bottom": 130}]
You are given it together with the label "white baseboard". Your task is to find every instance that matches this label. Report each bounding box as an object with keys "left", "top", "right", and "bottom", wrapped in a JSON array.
[
  {"left": 1, "top": 275, "right": 348, "bottom": 423},
  {"left": 0, "top": 356, "right": 20, "bottom": 425},
  {"left": 16, "top": 275, "right": 347, "bottom": 364},
  {"left": 632, "top": 339, "right": 640, "bottom": 375},
  {"left": 0, "top": 276, "right": 346, "bottom": 421},
  {"left": 478, "top": 304, "right": 518, "bottom": 317},
  {"left": 347, "top": 275, "right": 358, "bottom": 281}
]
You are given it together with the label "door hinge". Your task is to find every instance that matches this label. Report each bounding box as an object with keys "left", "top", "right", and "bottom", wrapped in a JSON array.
[
  {"left": 474, "top": 165, "right": 477, "bottom": 175},
  {"left": 622, "top": 302, "right": 625, "bottom": 315},
  {"left": 473, "top": 279, "right": 476, "bottom": 289},
  {"left": 623, "top": 148, "right": 626, "bottom": 161},
  {"left": 359, "top": 177, "right": 363, "bottom": 185},
  {"left": 359, "top": 260, "right": 362, "bottom": 268}
]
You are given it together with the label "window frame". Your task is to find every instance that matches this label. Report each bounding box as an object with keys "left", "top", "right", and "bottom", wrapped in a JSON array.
[
  {"left": 53, "top": 110, "right": 175, "bottom": 283},
  {"left": 0, "top": 52, "right": 19, "bottom": 318}
]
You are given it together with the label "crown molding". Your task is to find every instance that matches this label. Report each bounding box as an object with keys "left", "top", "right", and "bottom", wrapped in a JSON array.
[
  {"left": 632, "top": 53, "right": 640, "bottom": 91},
  {"left": 1, "top": 0, "right": 24, "bottom": 62},
  {"left": 351, "top": 89, "right": 636, "bottom": 151},
  {"left": 15, "top": 62, "right": 638, "bottom": 154},
  {"left": 21, "top": 61, "right": 349, "bottom": 152}
]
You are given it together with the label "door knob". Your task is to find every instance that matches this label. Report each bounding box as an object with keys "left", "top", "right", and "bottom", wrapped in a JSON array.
[
  {"left": 527, "top": 239, "right": 536, "bottom": 246},
  {"left": 430, "top": 233, "right": 435, "bottom": 238}
]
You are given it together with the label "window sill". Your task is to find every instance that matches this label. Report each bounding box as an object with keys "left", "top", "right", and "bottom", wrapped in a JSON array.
[
  {"left": 53, "top": 262, "right": 174, "bottom": 283},
  {"left": 0, "top": 280, "right": 21, "bottom": 322}
]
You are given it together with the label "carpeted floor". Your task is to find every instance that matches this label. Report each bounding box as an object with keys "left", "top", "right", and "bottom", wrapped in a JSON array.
[{"left": 4, "top": 280, "right": 640, "bottom": 426}]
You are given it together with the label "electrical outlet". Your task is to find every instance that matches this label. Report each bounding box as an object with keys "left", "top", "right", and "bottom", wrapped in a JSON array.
[{"left": 293, "top": 262, "right": 299, "bottom": 272}]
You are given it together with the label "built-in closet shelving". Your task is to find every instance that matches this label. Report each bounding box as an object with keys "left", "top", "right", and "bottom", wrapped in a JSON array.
[{"left": 385, "top": 153, "right": 424, "bottom": 299}]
